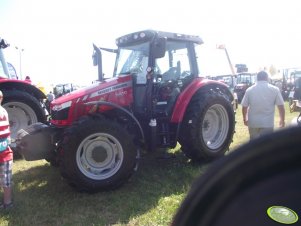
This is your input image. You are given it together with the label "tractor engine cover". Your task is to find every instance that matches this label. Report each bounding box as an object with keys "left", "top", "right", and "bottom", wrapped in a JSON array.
[{"left": 16, "top": 122, "right": 56, "bottom": 161}]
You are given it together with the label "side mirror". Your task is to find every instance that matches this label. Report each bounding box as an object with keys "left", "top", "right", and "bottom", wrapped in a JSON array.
[
  {"left": 152, "top": 37, "right": 166, "bottom": 59},
  {"left": 92, "top": 44, "right": 103, "bottom": 81},
  {"left": 92, "top": 52, "right": 97, "bottom": 66}
]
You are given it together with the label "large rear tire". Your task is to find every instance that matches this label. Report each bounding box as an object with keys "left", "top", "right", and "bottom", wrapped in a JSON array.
[
  {"left": 2, "top": 90, "right": 46, "bottom": 148},
  {"left": 172, "top": 126, "right": 301, "bottom": 226},
  {"left": 60, "top": 114, "right": 138, "bottom": 192},
  {"left": 179, "top": 89, "right": 235, "bottom": 161}
]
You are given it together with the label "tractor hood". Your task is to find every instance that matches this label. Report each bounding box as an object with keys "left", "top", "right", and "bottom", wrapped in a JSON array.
[
  {"left": 50, "top": 75, "right": 133, "bottom": 126},
  {"left": 52, "top": 75, "right": 131, "bottom": 105},
  {"left": 52, "top": 82, "right": 103, "bottom": 105}
]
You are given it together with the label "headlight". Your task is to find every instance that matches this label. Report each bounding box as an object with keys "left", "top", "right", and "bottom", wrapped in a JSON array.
[{"left": 51, "top": 101, "right": 72, "bottom": 111}]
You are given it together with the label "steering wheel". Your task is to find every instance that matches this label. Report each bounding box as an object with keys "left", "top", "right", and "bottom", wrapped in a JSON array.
[
  {"left": 180, "top": 71, "right": 191, "bottom": 79},
  {"left": 162, "top": 67, "right": 180, "bottom": 81}
]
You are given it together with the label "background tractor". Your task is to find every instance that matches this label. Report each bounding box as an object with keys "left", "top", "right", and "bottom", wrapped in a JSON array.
[
  {"left": 53, "top": 83, "right": 79, "bottom": 98},
  {"left": 272, "top": 68, "right": 301, "bottom": 101},
  {"left": 0, "top": 37, "right": 47, "bottom": 149},
  {"left": 288, "top": 70, "right": 301, "bottom": 125},
  {"left": 286, "top": 70, "right": 301, "bottom": 105},
  {"left": 233, "top": 72, "right": 257, "bottom": 102},
  {"left": 17, "top": 30, "right": 235, "bottom": 192}
]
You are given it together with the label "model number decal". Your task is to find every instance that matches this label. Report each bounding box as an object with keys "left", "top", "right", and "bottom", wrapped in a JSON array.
[
  {"left": 115, "top": 91, "right": 127, "bottom": 97},
  {"left": 90, "top": 82, "right": 131, "bottom": 98}
]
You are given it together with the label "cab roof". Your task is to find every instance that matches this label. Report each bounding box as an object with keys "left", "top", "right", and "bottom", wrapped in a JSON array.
[{"left": 116, "top": 30, "right": 203, "bottom": 47}]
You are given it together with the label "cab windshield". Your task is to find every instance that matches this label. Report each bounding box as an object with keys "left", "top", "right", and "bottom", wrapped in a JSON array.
[
  {"left": 237, "top": 74, "right": 256, "bottom": 84},
  {"left": 114, "top": 42, "right": 149, "bottom": 76}
]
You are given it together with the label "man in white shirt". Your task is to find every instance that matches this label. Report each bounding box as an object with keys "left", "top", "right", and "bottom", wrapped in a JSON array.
[{"left": 241, "top": 71, "right": 285, "bottom": 139}]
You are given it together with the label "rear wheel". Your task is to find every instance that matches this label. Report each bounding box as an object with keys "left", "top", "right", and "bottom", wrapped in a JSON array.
[
  {"left": 60, "top": 114, "right": 138, "bottom": 192},
  {"left": 2, "top": 90, "right": 46, "bottom": 148},
  {"left": 179, "top": 89, "right": 235, "bottom": 161}
]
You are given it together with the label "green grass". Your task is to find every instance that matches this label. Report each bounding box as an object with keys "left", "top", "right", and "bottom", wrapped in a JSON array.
[{"left": 1, "top": 102, "right": 299, "bottom": 226}]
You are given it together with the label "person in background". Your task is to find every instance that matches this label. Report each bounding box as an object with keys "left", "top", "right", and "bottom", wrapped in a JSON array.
[
  {"left": 0, "top": 90, "right": 13, "bottom": 209},
  {"left": 46, "top": 91, "right": 55, "bottom": 112},
  {"left": 24, "top": 76, "right": 32, "bottom": 83},
  {"left": 241, "top": 70, "right": 285, "bottom": 140},
  {"left": 47, "top": 91, "right": 55, "bottom": 102}
]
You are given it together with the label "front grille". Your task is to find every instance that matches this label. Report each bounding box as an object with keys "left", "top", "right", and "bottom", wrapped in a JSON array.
[{"left": 51, "top": 107, "right": 70, "bottom": 120}]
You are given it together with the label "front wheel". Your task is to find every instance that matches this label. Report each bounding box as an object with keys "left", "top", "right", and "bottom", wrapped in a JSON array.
[
  {"left": 60, "top": 114, "right": 138, "bottom": 192},
  {"left": 179, "top": 89, "right": 235, "bottom": 161}
]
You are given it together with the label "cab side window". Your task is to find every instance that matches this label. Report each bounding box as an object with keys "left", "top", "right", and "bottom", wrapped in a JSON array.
[{"left": 155, "top": 42, "right": 191, "bottom": 83}]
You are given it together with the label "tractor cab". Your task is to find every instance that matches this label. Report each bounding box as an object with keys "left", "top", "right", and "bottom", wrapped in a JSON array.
[
  {"left": 0, "top": 38, "right": 10, "bottom": 78},
  {"left": 288, "top": 70, "right": 301, "bottom": 101},
  {"left": 0, "top": 38, "right": 19, "bottom": 80},
  {"left": 93, "top": 30, "right": 203, "bottom": 118}
]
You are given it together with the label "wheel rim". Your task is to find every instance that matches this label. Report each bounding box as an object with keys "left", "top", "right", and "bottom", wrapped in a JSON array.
[
  {"left": 3, "top": 101, "right": 38, "bottom": 144},
  {"left": 76, "top": 133, "right": 124, "bottom": 180},
  {"left": 202, "top": 104, "right": 229, "bottom": 150}
]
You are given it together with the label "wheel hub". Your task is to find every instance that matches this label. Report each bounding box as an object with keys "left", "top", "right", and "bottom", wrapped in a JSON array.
[
  {"left": 91, "top": 146, "right": 108, "bottom": 163},
  {"left": 203, "top": 120, "right": 210, "bottom": 131},
  {"left": 202, "top": 104, "right": 229, "bottom": 150},
  {"left": 3, "top": 101, "right": 38, "bottom": 146},
  {"left": 84, "top": 139, "right": 115, "bottom": 169}
]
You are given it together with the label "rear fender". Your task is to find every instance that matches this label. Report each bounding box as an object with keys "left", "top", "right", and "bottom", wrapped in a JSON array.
[
  {"left": 0, "top": 80, "right": 46, "bottom": 100},
  {"left": 171, "top": 78, "right": 233, "bottom": 123}
]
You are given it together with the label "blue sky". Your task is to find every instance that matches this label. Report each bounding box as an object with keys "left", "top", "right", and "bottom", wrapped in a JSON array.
[{"left": 1, "top": 0, "right": 301, "bottom": 86}]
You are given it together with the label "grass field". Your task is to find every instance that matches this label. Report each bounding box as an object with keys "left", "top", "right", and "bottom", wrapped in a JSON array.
[{"left": 1, "top": 102, "right": 299, "bottom": 226}]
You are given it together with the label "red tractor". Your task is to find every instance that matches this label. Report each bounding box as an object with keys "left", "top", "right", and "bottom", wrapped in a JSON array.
[
  {"left": 233, "top": 72, "right": 257, "bottom": 102},
  {"left": 17, "top": 30, "right": 235, "bottom": 192},
  {"left": 0, "top": 37, "right": 47, "bottom": 149}
]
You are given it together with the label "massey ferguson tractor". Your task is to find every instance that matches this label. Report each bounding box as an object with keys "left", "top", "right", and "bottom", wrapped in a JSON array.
[
  {"left": 16, "top": 30, "right": 235, "bottom": 192},
  {"left": 0, "top": 37, "right": 47, "bottom": 149}
]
